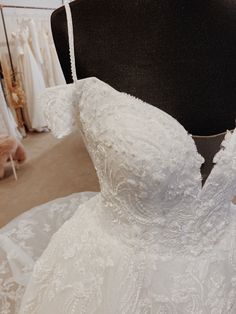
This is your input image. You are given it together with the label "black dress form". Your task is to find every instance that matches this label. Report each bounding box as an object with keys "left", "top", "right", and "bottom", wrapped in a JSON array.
[{"left": 51, "top": 0, "right": 236, "bottom": 182}]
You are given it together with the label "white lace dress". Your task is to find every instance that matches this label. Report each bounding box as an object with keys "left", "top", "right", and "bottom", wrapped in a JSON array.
[
  {"left": 19, "top": 76, "right": 236, "bottom": 314},
  {"left": 0, "top": 192, "right": 96, "bottom": 314},
  {"left": 17, "top": 24, "right": 47, "bottom": 130},
  {"left": 1, "top": 2, "right": 236, "bottom": 314}
]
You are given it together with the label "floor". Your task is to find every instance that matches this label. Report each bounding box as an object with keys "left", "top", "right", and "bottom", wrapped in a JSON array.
[{"left": 0, "top": 131, "right": 99, "bottom": 228}]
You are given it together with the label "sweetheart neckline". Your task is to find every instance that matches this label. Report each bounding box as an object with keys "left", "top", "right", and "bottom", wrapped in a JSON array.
[
  {"left": 76, "top": 77, "right": 235, "bottom": 190},
  {"left": 61, "top": 1, "right": 236, "bottom": 193},
  {"left": 43, "top": 79, "right": 235, "bottom": 191},
  {"left": 122, "top": 88, "right": 235, "bottom": 191}
]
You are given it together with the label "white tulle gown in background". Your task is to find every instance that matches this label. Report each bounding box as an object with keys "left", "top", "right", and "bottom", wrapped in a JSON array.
[
  {"left": 14, "top": 25, "right": 47, "bottom": 131},
  {"left": 41, "top": 29, "right": 66, "bottom": 87},
  {"left": 0, "top": 84, "right": 21, "bottom": 139}
]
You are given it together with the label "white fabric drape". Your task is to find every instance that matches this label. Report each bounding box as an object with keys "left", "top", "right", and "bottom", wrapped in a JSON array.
[
  {"left": 0, "top": 83, "right": 21, "bottom": 139},
  {"left": 0, "top": 192, "right": 96, "bottom": 314},
  {"left": 10, "top": 17, "right": 66, "bottom": 131}
]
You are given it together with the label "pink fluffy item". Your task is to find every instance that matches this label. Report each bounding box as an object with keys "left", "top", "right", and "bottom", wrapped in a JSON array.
[{"left": 0, "top": 135, "right": 26, "bottom": 180}]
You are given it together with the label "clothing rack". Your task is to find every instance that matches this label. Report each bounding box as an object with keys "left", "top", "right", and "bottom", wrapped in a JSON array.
[
  {"left": 0, "top": 3, "right": 57, "bottom": 82},
  {"left": 0, "top": 5, "right": 15, "bottom": 81}
]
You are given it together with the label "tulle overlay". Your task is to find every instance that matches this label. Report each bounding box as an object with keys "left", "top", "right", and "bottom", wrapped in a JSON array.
[{"left": 0, "top": 192, "right": 96, "bottom": 314}]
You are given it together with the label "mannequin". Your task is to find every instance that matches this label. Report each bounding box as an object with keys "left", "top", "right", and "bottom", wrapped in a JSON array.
[{"left": 51, "top": 0, "right": 236, "bottom": 181}]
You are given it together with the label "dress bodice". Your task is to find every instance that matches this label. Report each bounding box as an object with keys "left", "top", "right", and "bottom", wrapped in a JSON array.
[
  {"left": 42, "top": 76, "right": 236, "bottom": 256},
  {"left": 78, "top": 78, "right": 236, "bottom": 253},
  {"left": 40, "top": 1, "right": 236, "bottom": 256},
  {"left": 77, "top": 78, "right": 203, "bottom": 222}
]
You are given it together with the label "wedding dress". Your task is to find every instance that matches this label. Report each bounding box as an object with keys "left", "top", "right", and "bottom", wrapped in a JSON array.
[
  {"left": 0, "top": 84, "right": 21, "bottom": 139},
  {"left": 28, "top": 19, "right": 44, "bottom": 68},
  {"left": 0, "top": 193, "right": 96, "bottom": 314},
  {"left": 1, "top": 2, "right": 236, "bottom": 314},
  {"left": 40, "top": 29, "right": 66, "bottom": 87},
  {"left": 16, "top": 24, "right": 47, "bottom": 130}
]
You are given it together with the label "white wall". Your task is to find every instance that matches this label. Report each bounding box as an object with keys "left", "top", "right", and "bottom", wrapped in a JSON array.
[
  {"left": 1, "top": 0, "right": 62, "bottom": 8},
  {"left": 0, "top": 1, "right": 63, "bottom": 50}
]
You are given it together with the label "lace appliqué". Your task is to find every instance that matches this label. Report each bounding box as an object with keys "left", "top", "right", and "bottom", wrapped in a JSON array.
[
  {"left": 8, "top": 76, "right": 235, "bottom": 313},
  {"left": 40, "top": 84, "right": 79, "bottom": 139},
  {"left": 0, "top": 193, "right": 96, "bottom": 314},
  {"left": 19, "top": 197, "right": 236, "bottom": 314}
]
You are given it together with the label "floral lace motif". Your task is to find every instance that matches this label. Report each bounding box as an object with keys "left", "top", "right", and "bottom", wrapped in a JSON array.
[
  {"left": 76, "top": 78, "right": 236, "bottom": 255},
  {"left": 0, "top": 193, "right": 96, "bottom": 314},
  {"left": 3, "top": 0, "right": 236, "bottom": 310},
  {"left": 19, "top": 197, "right": 236, "bottom": 314},
  {"left": 41, "top": 84, "right": 78, "bottom": 139},
  {"left": 18, "top": 77, "right": 236, "bottom": 314}
]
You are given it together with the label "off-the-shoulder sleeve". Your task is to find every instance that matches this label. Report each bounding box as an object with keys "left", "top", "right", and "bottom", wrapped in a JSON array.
[{"left": 39, "top": 84, "right": 79, "bottom": 139}]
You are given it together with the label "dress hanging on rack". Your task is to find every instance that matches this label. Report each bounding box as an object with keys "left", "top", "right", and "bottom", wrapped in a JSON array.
[
  {"left": 13, "top": 24, "right": 47, "bottom": 131},
  {"left": 0, "top": 55, "right": 26, "bottom": 136},
  {"left": 40, "top": 28, "right": 66, "bottom": 87},
  {"left": 1, "top": 3, "right": 66, "bottom": 132},
  {"left": 28, "top": 19, "right": 44, "bottom": 67},
  {"left": 48, "top": 31, "right": 66, "bottom": 86},
  {"left": 10, "top": 18, "right": 66, "bottom": 130},
  {"left": 41, "top": 31, "right": 55, "bottom": 87},
  {"left": 0, "top": 83, "right": 21, "bottom": 139}
]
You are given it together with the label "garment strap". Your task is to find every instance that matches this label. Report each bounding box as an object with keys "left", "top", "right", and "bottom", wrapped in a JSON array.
[{"left": 64, "top": 1, "right": 77, "bottom": 83}]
